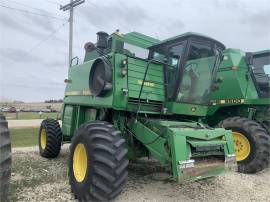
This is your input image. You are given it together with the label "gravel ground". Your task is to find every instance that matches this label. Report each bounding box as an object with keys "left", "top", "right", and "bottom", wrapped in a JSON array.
[{"left": 10, "top": 146, "right": 270, "bottom": 202}]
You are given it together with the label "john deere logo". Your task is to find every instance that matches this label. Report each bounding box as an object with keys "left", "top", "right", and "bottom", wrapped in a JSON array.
[{"left": 138, "top": 80, "right": 155, "bottom": 87}]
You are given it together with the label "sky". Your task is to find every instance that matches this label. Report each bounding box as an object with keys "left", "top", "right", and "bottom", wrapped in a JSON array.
[{"left": 0, "top": 0, "right": 269, "bottom": 102}]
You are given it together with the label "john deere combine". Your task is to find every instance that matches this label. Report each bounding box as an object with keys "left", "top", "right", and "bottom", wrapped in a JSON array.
[
  {"left": 38, "top": 31, "right": 236, "bottom": 201},
  {"left": 205, "top": 49, "right": 270, "bottom": 173}
]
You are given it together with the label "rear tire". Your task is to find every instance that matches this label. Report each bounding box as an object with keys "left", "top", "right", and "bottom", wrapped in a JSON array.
[
  {"left": 39, "top": 119, "right": 62, "bottom": 158},
  {"left": 0, "top": 114, "right": 11, "bottom": 202},
  {"left": 220, "top": 116, "right": 270, "bottom": 173},
  {"left": 69, "top": 121, "right": 128, "bottom": 201}
]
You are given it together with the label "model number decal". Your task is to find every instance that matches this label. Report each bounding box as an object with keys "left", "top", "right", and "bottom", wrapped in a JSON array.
[{"left": 211, "top": 99, "right": 244, "bottom": 105}]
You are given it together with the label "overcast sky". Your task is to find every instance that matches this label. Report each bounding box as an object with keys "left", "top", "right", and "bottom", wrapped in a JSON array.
[{"left": 0, "top": 0, "right": 269, "bottom": 102}]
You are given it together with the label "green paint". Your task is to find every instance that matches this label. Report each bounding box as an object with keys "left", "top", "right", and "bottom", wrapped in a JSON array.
[
  {"left": 128, "top": 119, "right": 234, "bottom": 180},
  {"left": 206, "top": 49, "right": 270, "bottom": 133},
  {"left": 59, "top": 30, "right": 236, "bottom": 183}
]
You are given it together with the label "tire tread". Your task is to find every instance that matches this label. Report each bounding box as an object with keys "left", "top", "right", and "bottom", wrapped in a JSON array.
[
  {"left": 39, "top": 119, "right": 62, "bottom": 158},
  {"left": 69, "top": 121, "right": 128, "bottom": 201},
  {"left": 220, "top": 116, "right": 270, "bottom": 173}
]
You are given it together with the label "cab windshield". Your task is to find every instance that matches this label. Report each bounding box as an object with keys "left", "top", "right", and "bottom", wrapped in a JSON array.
[
  {"left": 151, "top": 40, "right": 222, "bottom": 105},
  {"left": 253, "top": 52, "right": 270, "bottom": 78},
  {"left": 252, "top": 52, "right": 270, "bottom": 97}
]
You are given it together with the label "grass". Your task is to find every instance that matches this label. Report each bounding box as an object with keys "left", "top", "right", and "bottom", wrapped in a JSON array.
[
  {"left": 3, "top": 112, "right": 60, "bottom": 120},
  {"left": 10, "top": 127, "right": 39, "bottom": 148},
  {"left": 10, "top": 148, "right": 69, "bottom": 201}
]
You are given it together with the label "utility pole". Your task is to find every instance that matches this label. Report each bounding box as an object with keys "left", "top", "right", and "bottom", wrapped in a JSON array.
[{"left": 60, "top": 0, "right": 85, "bottom": 67}]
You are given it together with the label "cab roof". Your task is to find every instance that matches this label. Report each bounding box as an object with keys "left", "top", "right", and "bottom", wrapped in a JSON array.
[
  {"left": 112, "top": 31, "right": 160, "bottom": 49},
  {"left": 149, "top": 32, "right": 226, "bottom": 50},
  {"left": 253, "top": 49, "right": 270, "bottom": 56}
]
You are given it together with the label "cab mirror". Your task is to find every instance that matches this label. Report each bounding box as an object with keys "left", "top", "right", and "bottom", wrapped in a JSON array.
[
  {"left": 245, "top": 52, "right": 254, "bottom": 66},
  {"left": 163, "top": 57, "right": 168, "bottom": 64}
]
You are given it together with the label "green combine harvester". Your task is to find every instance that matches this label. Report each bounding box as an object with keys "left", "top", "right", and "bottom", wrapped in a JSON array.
[
  {"left": 205, "top": 49, "right": 270, "bottom": 173},
  {"left": 38, "top": 31, "right": 236, "bottom": 201}
]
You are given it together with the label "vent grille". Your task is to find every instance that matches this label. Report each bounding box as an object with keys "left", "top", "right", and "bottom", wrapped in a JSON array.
[{"left": 128, "top": 97, "right": 163, "bottom": 107}]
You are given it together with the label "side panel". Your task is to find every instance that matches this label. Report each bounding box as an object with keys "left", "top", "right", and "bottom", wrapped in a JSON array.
[
  {"left": 207, "top": 49, "right": 261, "bottom": 116},
  {"left": 211, "top": 50, "right": 247, "bottom": 100},
  {"left": 112, "top": 54, "right": 128, "bottom": 109},
  {"left": 64, "top": 59, "right": 113, "bottom": 108},
  {"left": 166, "top": 102, "right": 209, "bottom": 116},
  {"left": 128, "top": 119, "right": 235, "bottom": 181},
  {"left": 62, "top": 105, "right": 98, "bottom": 139},
  {"left": 62, "top": 105, "right": 76, "bottom": 138},
  {"left": 127, "top": 57, "right": 165, "bottom": 102}
]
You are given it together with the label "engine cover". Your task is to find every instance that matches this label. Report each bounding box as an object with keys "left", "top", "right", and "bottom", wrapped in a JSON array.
[{"left": 89, "top": 58, "right": 112, "bottom": 96}]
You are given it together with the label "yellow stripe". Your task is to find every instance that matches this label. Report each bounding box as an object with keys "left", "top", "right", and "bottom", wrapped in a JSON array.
[
  {"left": 65, "top": 90, "right": 91, "bottom": 96},
  {"left": 82, "top": 90, "right": 91, "bottom": 95}
]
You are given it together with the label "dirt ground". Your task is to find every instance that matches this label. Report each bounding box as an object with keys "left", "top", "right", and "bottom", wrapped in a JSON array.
[{"left": 10, "top": 146, "right": 270, "bottom": 202}]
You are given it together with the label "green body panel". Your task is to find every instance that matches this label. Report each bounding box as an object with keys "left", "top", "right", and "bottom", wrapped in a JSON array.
[
  {"left": 64, "top": 58, "right": 113, "bottom": 108},
  {"left": 112, "top": 53, "right": 128, "bottom": 109},
  {"left": 206, "top": 49, "right": 270, "bottom": 132},
  {"left": 166, "top": 102, "right": 209, "bottom": 116},
  {"left": 128, "top": 120, "right": 169, "bottom": 164},
  {"left": 122, "top": 32, "right": 160, "bottom": 48},
  {"left": 127, "top": 57, "right": 165, "bottom": 101},
  {"left": 84, "top": 32, "right": 159, "bottom": 62},
  {"left": 62, "top": 105, "right": 75, "bottom": 137},
  {"left": 128, "top": 119, "right": 234, "bottom": 180},
  {"left": 209, "top": 49, "right": 257, "bottom": 102}
]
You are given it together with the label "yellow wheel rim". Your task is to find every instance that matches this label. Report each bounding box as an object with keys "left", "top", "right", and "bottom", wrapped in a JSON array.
[
  {"left": 73, "top": 143, "right": 88, "bottom": 182},
  {"left": 40, "top": 129, "right": 47, "bottom": 150},
  {"left": 233, "top": 131, "right": 251, "bottom": 161}
]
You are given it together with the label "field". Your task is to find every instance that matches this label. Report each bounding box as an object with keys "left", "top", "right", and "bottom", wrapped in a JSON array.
[
  {"left": 4, "top": 112, "right": 60, "bottom": 120},
  {"left": 10, "top": 127, "right": 39, "bottom": 147},
  {"left": 0, "top": 102, "right": 62, "bottom": 111}
]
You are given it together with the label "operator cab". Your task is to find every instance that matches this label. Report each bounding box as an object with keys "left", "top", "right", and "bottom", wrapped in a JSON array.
[
  {"left": 251, "top": 50, "right": 270, "bottom": 98},
  {"left": 148, "top": 33, "right": 225, "bottom": 105}
]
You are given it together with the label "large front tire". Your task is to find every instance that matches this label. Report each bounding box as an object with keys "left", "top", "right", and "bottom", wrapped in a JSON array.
[
  {"left": 69, "top": 121, "right": 128, "bottom": 201},
  {"left": 0, "top": 114, "right": 11, "bottom": 202},
  {"left": 220, "top": 117, "right": 270, "bottom": 173},
  {"left": 38, "top": 119, "right": 62, "bottom": 158}
]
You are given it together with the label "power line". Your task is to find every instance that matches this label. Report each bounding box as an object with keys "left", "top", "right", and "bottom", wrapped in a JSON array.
[
  {"left": 3, "top": 20, "right": 69, "bottom": 66},
  {"left": 2, "top": 0, "right": 66, "bottom": 18},
  {"left": 60, "top": 0, "right": 85, "bottom": 68},
  {"left": 85, "top": 0, "right": 98, "bottom": 8},
  {"left": 44, "top": 0, "right": 61, "bottom": 6},
  {"left": 0, "top": 3, "right": 67, "bottom": 21},
  {"left": 85, "top": 0, "right": 132, "bottom": 32},
  {"left": 27, "top": 20, "right": 69, "bottom": 54}
]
